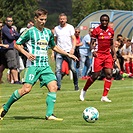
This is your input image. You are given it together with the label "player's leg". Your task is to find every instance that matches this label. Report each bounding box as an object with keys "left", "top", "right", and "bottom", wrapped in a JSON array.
[
  {"left": 0, "top": 84, "right": 32, "bottom": 120},
  {"left": 101, "top": 68, "right": 112, "bottom": 102},
  {"left": 0, "top": 66, "right": 38, "bottom": 120},
  {"left": 80, "top": 72, "right": 100, "bottom": 101},
  {"left": 80, "top": 54, "right": 102, "bottom": 101},
  {"left": 101, "top": 54, "right": 113, "bottom": 102},
  {"left": 40, "top": 66, "right": 63, "bottom": 121},
  {"left": 45, "top": 81, "right": 62, "bottom": 121}
]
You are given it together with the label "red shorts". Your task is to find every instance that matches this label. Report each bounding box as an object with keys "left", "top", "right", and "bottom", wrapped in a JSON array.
[{"left": 92, "top": 53, "right": 113, "bottom": 72}]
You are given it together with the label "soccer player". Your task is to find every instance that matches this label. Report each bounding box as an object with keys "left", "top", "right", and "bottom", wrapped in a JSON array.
[
  {"left": 0, "top": 9, "right": 78, "bottom": 121},
  {"left": 80, "top": 14, "right": 116, "bottom": 102}
]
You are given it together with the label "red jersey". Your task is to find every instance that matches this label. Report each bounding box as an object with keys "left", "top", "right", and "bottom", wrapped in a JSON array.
[
  {"left": 76, "top": 36, "right": 81, "bottom": 45},
  {"left": 91, "top": 25, "right": 114, "bottom": 54}
]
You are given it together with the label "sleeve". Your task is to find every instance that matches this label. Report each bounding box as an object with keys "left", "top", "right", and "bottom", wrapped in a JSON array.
[
  {"left": 70, "top": 25, "right": 75, "bottom": 36},
  {"left": 14, "top": 30, "right": 20, "bottom": 40},
  {"left": 54, "top": 26, "right": 57, "bottom": 37},
  {"left": 2, "top": 27, "right": 16, "bottom": 40},
  {"left": 110, "top": 28, "right": 114, "bottom": 39},
  {"left": 91, "top": 28, "right": 98, "bottom": 39},
  {"left": 48, "top": 32, "right": 56, "bottom": 48},
  {"left": 16, "top": 29, "right": 30, "bottom": 45},
  {"left": 85, "top": 34, "right": 91, "bottom": 44}
]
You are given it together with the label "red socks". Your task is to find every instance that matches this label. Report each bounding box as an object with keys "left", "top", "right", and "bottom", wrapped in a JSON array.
[
  {"left": 103, "top": 78, "right": 112, "bottom": 96},
  {"left": 83, "top": 77, "right": 112, "bottom": 97},
  {"left": 130, "top": 62, "right": 133, "bottom": 73},
  {"left": 125, "top": 62, "right": 130, "bottom": 74},
  {"left": 83, "top": 76, "right": 94, "bottom": 91}
]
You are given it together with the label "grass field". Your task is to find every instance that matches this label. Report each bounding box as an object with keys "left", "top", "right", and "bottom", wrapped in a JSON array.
[{"left": 0, "top": 71, "right": 132, "bottom": 133}]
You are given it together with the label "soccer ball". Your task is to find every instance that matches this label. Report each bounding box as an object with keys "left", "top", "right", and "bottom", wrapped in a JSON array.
[{"left": 83, "top": 107, "right": 99, "bottom": 123}]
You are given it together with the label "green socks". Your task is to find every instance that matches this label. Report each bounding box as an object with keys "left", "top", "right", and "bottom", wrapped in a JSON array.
[
  {"left": 3, "top": 90, "right": 21, "bottom": 112},
  {"left": 46, "top": 92, "right": 56, "bottom": 117},
  {"left": 3, "top": 91, "right": 56, "bottom": 117}
]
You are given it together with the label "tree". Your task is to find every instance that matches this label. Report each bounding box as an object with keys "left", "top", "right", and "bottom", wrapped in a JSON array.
[
  {"left": 72, "top": 0, "right": 133, "bottom": 27},
  {"left": 0, "top": 0, "right": 39, "bottom": 31}
]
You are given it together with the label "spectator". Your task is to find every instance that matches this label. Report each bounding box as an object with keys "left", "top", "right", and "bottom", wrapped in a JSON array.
[
  {"left": 0, "top": 8, "right": 78, "bottom": 121},
  {"left": 0, "top": 20, "right": 9, "bottom": 83},
  {"left": 1, "top": 16, "right": 21, "bottom": 84},
  {"left": 117, "top": 34, "right": 123, "bottom": 41},
  {"left": 114, "top": 37, "right": 124, "bottom": 73},
  {"left": 78, "top": 28, "right": 93, "bottom": 79},
  {"left": 20, "top": 20, "right": 34, "bottom": 34},
  {"left": 74, "top": 27, "right": 83, "bottom": 68},
  {"left": 80, "top": 14, "right": 116, "bottom": 102},
  {"left": 54, "top": 13, "right": 79, "bottom": 91},
  {"left": 6, "top": 25, "right": 24, "bottom": 83},
  {"left": 61, "top": 27, "right": 83, "bottom": 79},
  {"left": 121, "top": 38, "right": 133, "bottom": 77}
]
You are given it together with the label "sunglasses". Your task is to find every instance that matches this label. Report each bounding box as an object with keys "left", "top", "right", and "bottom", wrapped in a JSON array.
[
  {"left": 75, "top": 31, "right": 80, "bottom": 33},
  {"left": 39, "top": 18, "right": 47, "bottom": 21},
  {"left": 7, "top": 20, "right": 13, "bottom": 22}
]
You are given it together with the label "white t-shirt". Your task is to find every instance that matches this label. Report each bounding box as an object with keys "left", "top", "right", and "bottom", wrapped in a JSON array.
[
  {"left": 54, "top": 23, "right": 75, "bottom": 52},
  {"left": 122, "top": 43, "right": 132, "bottom": 54}
]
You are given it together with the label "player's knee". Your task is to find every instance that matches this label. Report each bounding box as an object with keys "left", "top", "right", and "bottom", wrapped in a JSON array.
[
  {"left": 92, "top": 73, "right": 99, "bottom": 80},
  {"left": 49, "top": 85, "right": 58, "bottom": 92},
  {"left": 22, "top": 84, "right": 32, "bottom": 94},
  {"left": 106, "top": 73, "right": 112, "bottom": 79}
]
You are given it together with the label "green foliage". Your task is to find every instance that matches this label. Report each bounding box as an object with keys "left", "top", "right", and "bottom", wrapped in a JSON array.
[
  {"left": 0, "top": 0, "right": 39, "bottom": 31},
  {"left": 45, "top": 13, "right": 59, "bottom": 29},
  {"left": 72, "top": 0, "right": 133, "bottom": 27},
  {"left": 0, "top": 0, "right": 132, "bottom": 31}
]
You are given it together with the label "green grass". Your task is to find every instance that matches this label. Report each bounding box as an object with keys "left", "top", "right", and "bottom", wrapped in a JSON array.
[{"left": 0, "top": 68, "right": 133, "bottom": 133}]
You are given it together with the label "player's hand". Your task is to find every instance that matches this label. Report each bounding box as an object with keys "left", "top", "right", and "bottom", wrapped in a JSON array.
[
  {"left": 92, "top": 51, "right": 97, "bottom": 57},
  {"left": 27, "top": 53, "right": 36, "bottom": 61},
  {"left": 113, "top": 54, "right": 117, "bottom": 62}
]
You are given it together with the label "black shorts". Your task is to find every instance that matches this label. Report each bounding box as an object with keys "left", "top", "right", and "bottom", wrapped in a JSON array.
[{"left": 0, "top": 50, "right": 7, "bottom": 67}]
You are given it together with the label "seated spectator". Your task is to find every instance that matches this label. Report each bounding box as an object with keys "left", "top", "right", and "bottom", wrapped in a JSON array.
[
  {"left": 121, "top": 38, "right": 133, "bottom": 77},
  {"left": 114, "top": 38, "right": 124, "bottom": 73}
]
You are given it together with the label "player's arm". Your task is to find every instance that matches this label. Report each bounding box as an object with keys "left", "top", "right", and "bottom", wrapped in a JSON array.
[
  {"left": 14, "top": 43, "right": 36, "bottom": 61},
  {"left": 52, "top": 45, "right": 78, "bottom": 61},
  {"left": 90, "top": 27, "right": 97, "bottom": 57},
  {"left": 110, "top": 39, "right": 117, "bottom": 61},
  {"left": 90, "top": 38, "right": 97, "bottom": 57}
]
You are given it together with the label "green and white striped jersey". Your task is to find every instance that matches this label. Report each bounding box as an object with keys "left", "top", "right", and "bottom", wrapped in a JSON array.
[{"left": 16, "top": 26, "right": 55, "bottom": 67}]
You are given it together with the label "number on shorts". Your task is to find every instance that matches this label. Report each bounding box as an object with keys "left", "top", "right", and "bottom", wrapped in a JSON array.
[{"left": 29, "top": 74, "right": 34, "bottom": 81}]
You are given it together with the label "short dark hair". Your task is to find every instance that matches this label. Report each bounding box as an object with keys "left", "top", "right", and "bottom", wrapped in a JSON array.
[
  {"left": 117, "top": 34, "right": 123, "bottom": 38},
  {"left": 100, "top": 14, "right": 110, "bottom": 21},
  {"left": 59, "top": 13, "right": 67, "bottom": 18},
  {"left": 34, "top": 9, "right": 48, "bottom": 17}
]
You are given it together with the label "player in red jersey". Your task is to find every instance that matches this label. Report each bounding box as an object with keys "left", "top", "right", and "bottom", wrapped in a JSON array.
[{"left": 80, "top": 14, "right": 116, "bottom": 102}]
